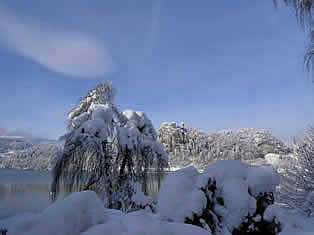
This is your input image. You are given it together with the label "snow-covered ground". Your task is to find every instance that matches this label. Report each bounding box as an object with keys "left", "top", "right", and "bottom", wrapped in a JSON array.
[{"left": 1, "top": 160, "right": 313, "bottom": 235}]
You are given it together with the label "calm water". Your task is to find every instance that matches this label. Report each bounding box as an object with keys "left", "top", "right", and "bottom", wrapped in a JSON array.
[
  {"left": 0, "top": 169, "right": 52, "bottom": 219},
  {"left": 0, "top": 169, "right": 166, "bottom": 220}
]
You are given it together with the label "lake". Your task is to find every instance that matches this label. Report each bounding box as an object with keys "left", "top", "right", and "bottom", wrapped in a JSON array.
[{"left": 0, "top": 169, "right": 166, "bottom": 220}]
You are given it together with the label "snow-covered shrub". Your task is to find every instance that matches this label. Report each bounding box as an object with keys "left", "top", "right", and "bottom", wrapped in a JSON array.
[
  {"left": 158, "top": 160, "right": 281, "bottom": 235},
  {"left": 51, "top": 82, "right": 168, "bottom": 210}
]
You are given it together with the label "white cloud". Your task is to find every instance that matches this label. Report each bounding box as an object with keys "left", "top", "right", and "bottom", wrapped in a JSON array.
[{"left": 0, "top": 9, "right": 113, "bottom": 78}]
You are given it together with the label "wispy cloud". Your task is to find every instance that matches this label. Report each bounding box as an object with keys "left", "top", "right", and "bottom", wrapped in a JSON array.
[{"left": 0, "top": 8, "right": 113, "bottom": 78}]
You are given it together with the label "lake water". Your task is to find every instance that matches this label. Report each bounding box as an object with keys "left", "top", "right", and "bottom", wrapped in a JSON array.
[
  {"left": 0, "top": 169, "right": 52, "bottom": 219},
  {"left": 0, "top": 169, "right": 166, "bottom": 220}
]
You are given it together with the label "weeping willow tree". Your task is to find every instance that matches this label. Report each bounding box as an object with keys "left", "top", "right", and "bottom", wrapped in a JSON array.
[{"left": 51, "top": 82, "right": 168, "bottom": 209}]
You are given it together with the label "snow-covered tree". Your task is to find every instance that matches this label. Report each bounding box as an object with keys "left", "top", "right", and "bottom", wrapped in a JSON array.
[
  {"left": 275, "top": 0, "right": 314, "bottom": 73},
  {"left": 51, "top": 82, "right": 168, "bottom": 210},
  {"left": 277, "top": 127, "right": 314, "bottom": 215},
  {"left": 291, "top": 127, "right": 314, "bottom": 215}
]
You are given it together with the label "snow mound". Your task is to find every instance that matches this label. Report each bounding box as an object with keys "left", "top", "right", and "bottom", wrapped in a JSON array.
[
  {"left": 5, "top": 191, "right": 105, "bottom": 235},
  {"left": 158, "top": 166, "right": 207, "bottom": 222},
  {"left": 81, "top": 210, "right": 211, "bottom": 235}
]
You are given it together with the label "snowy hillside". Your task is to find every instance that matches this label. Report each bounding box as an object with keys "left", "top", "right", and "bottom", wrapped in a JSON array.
[
  {"left": 0, "top": 144, "right": 61, "bottom": 171},
  {"left": 158, "top": 122, "right": 291, "bottom": 170},
  {"left": 0, "top": 136, "right": 33, "bottom": 153},
  {"left": 0, "top": 135, "right": 57, "bottom": 153}
]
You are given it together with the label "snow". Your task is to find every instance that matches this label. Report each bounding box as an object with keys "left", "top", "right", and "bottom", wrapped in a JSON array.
[
  {"left": 265, "top": 153, "right": 282, "bottom": 166},
  {"left": 2, "top": 160, "right": 314, "bottom": 235},
  {"left": 0, "top": 194, "right": 210, "bottom": 235},
  {"left": 158, "top": 160, "right": 281, "bottom": 233},
  {"left": 158, "top": 166, "right": 206, "bottom": 222},
  {"left": 246, "top": 165, "right": 280, "bottom": 197},
  {"left": 81, "top": 210, "right": 211, "bottom": 235},
  {"left": 130, "top": 183, "right": 154, "bottom": 208},
  {"left": 122, "top": 110, "right": 145, "bottom": 129},
  {"left": 89, "top": 103, "right": 113, "bottom": 123},
  {"left": 201, "top": 160, "right": 280, "bottom": 197},
  {"left": 202, "top": 160, "right": 249, "bottom": 183},
  {"left": 264, "top": 204, "right": 314, "bottom": 235},
  {"left": 2, "top": 191, "right": 105, "bottom": 235},
  {"left": 72, "top": 112, "right": 90, "bottom": 129},
  {"left": 216, "top": 178, "right": 256, "bottom": 231}
]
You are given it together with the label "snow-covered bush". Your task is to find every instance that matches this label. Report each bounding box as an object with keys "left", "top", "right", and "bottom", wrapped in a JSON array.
[
  {"left": 158, "top": 160, "right": 281, "bottom": 235},
  {"left": 51, "top": 82, "right": 168, "bottom": 210}
]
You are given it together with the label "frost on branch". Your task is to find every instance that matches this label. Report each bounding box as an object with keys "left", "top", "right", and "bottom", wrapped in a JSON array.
[
  {"left": 158, "top": 160, "right": 281, "bottom": 235},
  {"left": 51, "top": 82, "right": 168, "bottom": 210}
]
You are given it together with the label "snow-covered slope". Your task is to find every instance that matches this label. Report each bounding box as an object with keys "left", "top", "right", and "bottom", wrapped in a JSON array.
[{"left": 158, "top": 122, "right": 291, "bottom": 170}]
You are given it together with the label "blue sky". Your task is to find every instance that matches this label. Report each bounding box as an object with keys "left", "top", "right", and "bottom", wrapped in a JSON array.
[{"left": 0, "top": 0, "right": 313, "bottom": 140}]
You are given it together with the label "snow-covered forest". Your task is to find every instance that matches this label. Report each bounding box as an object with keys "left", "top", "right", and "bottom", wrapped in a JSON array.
[{"left": 158, "top": 122, "right": 290, "bottom": 170}]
